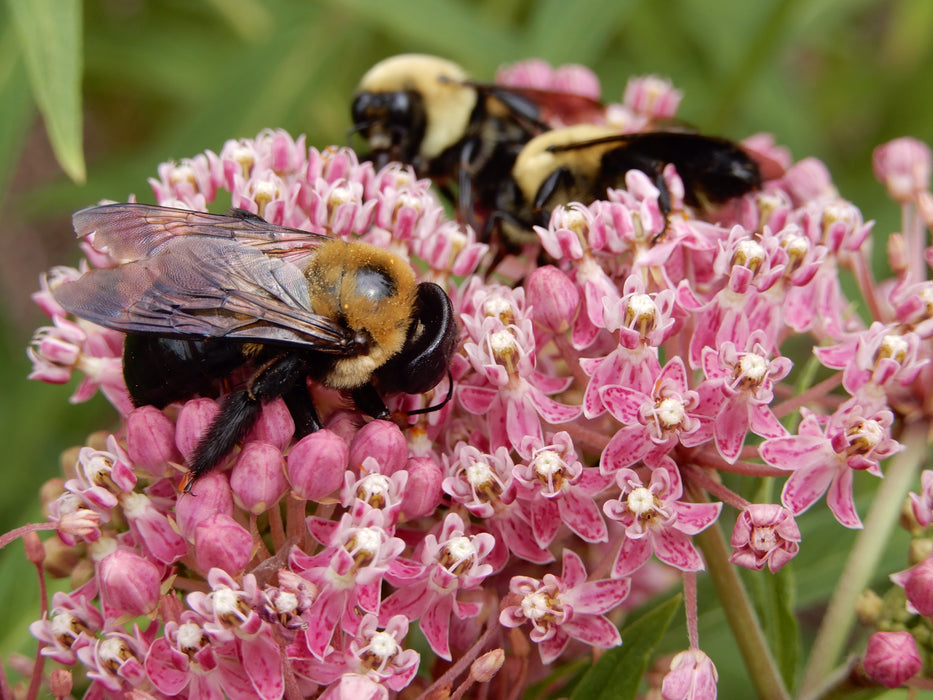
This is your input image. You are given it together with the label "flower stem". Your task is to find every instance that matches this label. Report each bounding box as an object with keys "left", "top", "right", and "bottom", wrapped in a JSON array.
[
  {"left": 798, "top": 420, "right": 926, "bottom": 695},
  {"left": 694, "top": 513, "right": 790, "bottom": 700}
]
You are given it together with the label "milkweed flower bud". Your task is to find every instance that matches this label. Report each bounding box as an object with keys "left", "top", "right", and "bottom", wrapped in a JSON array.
[
  {"left": 97, "top": 549, "right": 161, "bottom": 617},
  {"left": 863, "top": 631, "right": 922, "bottom": 689},
  {"left": 526, "top": 265, "right": 579, "bottom": 333},
  {"left": 287, "top": 429, "right": 348, "bottom": 500},
  {"left": 194, "top": 513, "right": 253, "bottom": 575},
  {"left": 230, "top": 441, "right": 288, "bottom": 514}
]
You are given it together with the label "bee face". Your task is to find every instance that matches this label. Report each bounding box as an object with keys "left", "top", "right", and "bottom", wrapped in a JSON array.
[
  {"left": 51, "top": 204, "right": 457, "bottom": 487},
  {"left": 352, "top": 54, "right": 478, "bottom": 165}
]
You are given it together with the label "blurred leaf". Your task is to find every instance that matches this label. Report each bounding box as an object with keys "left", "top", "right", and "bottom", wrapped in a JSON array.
[
  {"left": 6, "top": 0, "right": 85, "bottom": 183},
  {"left": 523, "top": 0, "right": 639, "bottom": 65},
  {"left": 743, "top": 564, "right": 799, "bottom": 691},
  {"left": 0, "top": 24, "right": 34, "bottom": 199},
  {"left": 320, "top": 0, "right": 517, "bottom": 74},
  {"left": 569, "top": 594, "right": 682, "bottom": 700},
  {"left": 204, "top": 0, "right": 274, "bottom": 41}
]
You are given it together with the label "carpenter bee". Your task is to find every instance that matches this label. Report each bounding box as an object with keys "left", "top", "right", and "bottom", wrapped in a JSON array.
[
  {"left": 493, "top": 124, "right": 763, "bottom": 245},
  {"left": 350, "top": 54, "right": 603, "bottom": 228},
  {"left": 52, "top": 204, "right": 458, "bottom": 489}
]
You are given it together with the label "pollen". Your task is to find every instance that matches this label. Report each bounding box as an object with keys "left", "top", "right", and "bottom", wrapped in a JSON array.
[
  {"left": 483, "top": 295, "right": 514, "bottom": 325},
  {"left": 466, "top": 461, "right": 501, "bottom": 500},
  {"left": 357, "top": 473, "right": 391, "bottom": 508},
  {"left": 624, "top": 293, "right": 658, "bottom": 337},
  {"left": 655, "top": 397, "right": 686, "bottom": 429},
  {"left": 176, "top": 622, "right": 207, "bottom": 655},
  {"left": 347, "top": 527, "right": 382, "bottom": 566},
  {"left": 521, "top": 591, "right": 557, "bottom": 622},
  {"left": 627, "top": 486, "right": 657, "bottom": 517},
  {"left": 441, "top": 536, "right": 477, "bottom": 574},
  {"left": 846, "top": 419, "right": 884, "bottom": 455},
  {"left": 533, "top": 449, "right": 566, "bottom": 491},
  {"left": 211, "top": 588, "right": 250, "bottom": 624},
  {"left": 98, "top": 637, "right": 134, "bottom": 672},
  {"left": 490, "top": 329, "right": 519, "bottom": 372},
  {"left": 368, "top": 631, "right": 400, "bottom": 660},
  {"left": 737, "top": 352, "right": 769, "bottom": 386},
  {"left": 877, "top": 334, "right": 909, "bottom": 364},
  {"left": 733, "top": 239, "right": 766, "bottom": 273},
  {"left": 751, "top": 525, "right": 778, "bottom": 554}
]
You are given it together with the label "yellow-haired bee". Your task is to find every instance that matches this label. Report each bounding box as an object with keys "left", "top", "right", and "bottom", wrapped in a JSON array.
[
  {"left": 52, "top": 204, "right": 457, "bottom": 488},
  {"left": 493, "top": 124, "right": 763, "bottom": 245},
  {"left": 350, "top": 54, "right": 603, "bottom": 228}
]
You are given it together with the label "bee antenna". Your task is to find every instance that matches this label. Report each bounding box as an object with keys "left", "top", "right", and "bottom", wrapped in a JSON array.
[{"left": 406, "top": 370, "right": 454, "bottom": 417}]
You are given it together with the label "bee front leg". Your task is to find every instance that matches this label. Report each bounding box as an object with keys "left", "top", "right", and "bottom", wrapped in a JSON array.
[{"left": 350, "top": 383, "right": 391, "bottom": 422}]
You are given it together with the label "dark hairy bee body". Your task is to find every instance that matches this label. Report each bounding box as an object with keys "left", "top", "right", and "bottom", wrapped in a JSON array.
[
  {"left": 351, "top": 54, "right": 566, "bottom": 232},
  {"left": 52, "top": 204, "right": 458, "bottom": 488},
  {"left": 493, "top": 124, "right": 763, "bottom": 244}
]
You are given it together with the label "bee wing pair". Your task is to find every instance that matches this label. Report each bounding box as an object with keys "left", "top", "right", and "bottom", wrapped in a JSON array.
[{"left": 55, "top": 204, "right": 353, "bottom": 353}]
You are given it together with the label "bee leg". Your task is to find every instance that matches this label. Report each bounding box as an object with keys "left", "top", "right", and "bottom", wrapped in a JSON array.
[
  {"left": 283, "top": 382, "right": 322, "bottom": 438},
  {"left": 185, "top": 353, "right": 306, "bottom": 488},
  {"left": 350, "top": 384, "right": 391, "bottom": 421}
]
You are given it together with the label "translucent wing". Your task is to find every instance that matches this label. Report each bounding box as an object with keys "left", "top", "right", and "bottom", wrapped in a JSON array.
[
  {"left": 54, "top": 204, "right": 353, "bottom": 353},
  {"left": 72, "top": 203, "right": 327, "bottom": 267}
]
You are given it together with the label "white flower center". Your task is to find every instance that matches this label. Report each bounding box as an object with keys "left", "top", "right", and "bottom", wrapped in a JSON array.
[
  {"left": 627, "top": 487, "right": 656, "bottom": 516},
  {"left": 656, "top": 397, "right": 685, "bottom": 428}
]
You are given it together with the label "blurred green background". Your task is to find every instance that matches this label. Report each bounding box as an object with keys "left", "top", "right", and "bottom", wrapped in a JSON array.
[{"left": 0, "top": 0, "right": 930, "bottom": 695}]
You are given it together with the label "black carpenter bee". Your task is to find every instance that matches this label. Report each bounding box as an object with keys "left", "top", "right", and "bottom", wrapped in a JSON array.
[
  {"left": 492, "top": 123, "right": 763, "bottom": 245},
  {"left": 51, "top": 204, "right": 458, "bottom": 489},
  {"left": 350, "top": 54, "right": 603, "bottom": 229}
]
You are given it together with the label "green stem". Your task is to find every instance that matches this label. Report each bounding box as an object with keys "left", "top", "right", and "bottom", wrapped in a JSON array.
[
  {"left": 695, "top": 518, "right": 790, "bottom": 700},
  {"left": 798, "top": 420, "right": 926, "bottom": 696}
]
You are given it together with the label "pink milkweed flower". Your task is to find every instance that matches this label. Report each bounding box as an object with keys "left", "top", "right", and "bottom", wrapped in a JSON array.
[
  {"left": 120, "top": 491, "right": 188, "bottom": 564},
  {"left": 909, "top": 469, "right": 933, "bottom": 527},
  {"left": 443, "top": 443, "right": 552, "bottom": 564},
  {"left": 185, "top": 570, "right": 286, "bottom": 699},
  {"left": 815, "top": 323, "right": 926, "bottom": 407},
  {"left": 30, "top": 583, "right": 104, "bottom": 665},
  {"left": 623, "top": 75, "right": 683, "bottom": 120},
  {"left": 72, "top": 623, "right": 154, "bottom": 694},
  {"left": 729, "top": 504, "right": 801, "bottom": 573},
  {"left": 890, "top": 556, "right": 933, "bottom": 616},
  {"left": 381, "top": 512, "right": 495, "bottom": 660},
  {"left": 699, "top": 330, "right": 791, "bottom": 463},
  {"left": 599, "top": 357, "right": 714, "bottom": 473},
  {"left": 292, "top": 509, "right": 405, "bottom": 658},
  {"left": 512, "top": 432, "right": 610, "bottom": 547},
  {"left": 761, "top": 401, "right": 902, "bottom": 528},
  {"left": 603, "top": 460, "right": 722, "bottom": 577},
  {"left": 580, "top": 275, "right": 673, "bottom": 418},
  {"left": 459, "top": 284, "right": 581, "bottom": 441},
  {"left": 499, "top": 549, "right": 630, "bottom": 664},
  {"left": 661, "top": 648, "right": 719, "bottom": 700},
  {"left": 47, "top": 493, "right": 102, "bottom": 545},
  {"left": 872, "top": 137, "right": 932, "bottom": 203}
]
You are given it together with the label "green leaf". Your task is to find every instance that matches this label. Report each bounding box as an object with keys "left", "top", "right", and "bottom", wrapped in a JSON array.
[
  {"left": 0, "top": 23, "right": 34, "bottom": 200},
  {"left": 523, "top": 0, "right": 640, "bottom": 65},
  {"left": 6, "top": 0, "right": 85, "bottom": 183},
  {"left": 569, "top": 594, "right": 682, "bottom": 700},
  {"left": 320, "top": 0, "right": 517, "bottom": 74},
  {"left": 744, "top": 564, "right": 799, "bottom": 691}
]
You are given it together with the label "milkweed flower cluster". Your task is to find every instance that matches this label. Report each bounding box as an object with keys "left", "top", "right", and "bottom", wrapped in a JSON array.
[{"left": 15, "top": 59, "right": 933, "bottom": 699}]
